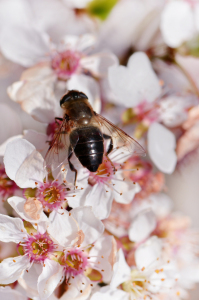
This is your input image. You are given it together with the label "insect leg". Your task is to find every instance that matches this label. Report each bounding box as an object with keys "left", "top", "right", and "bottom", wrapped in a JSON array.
[
  {"left": 103, "top": 134, "right": 113, "bottom": 155},
  {"left": 68, "top": 145, "right": 77, "bottom": 187},
  {"left": 103, "top": 134, "right": 115, "bottom": 172}
]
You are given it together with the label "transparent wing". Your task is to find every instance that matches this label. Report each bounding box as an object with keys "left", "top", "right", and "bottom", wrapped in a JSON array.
[
  {"left": 44, "top": 119, "right": 70, "bottom": 175},
  {"left": 94, "top": 113, "right": 146, "bottom": 162}
]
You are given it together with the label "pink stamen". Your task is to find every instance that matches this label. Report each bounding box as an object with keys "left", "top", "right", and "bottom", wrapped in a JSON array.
[
  {"left": 21, "top": 232, "right": 56, "bottom": 263},
  {"left": 51, "top": 50, "right": 81, "bottom": 80}
]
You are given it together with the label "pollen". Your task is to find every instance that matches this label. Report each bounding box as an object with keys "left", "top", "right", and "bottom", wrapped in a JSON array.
[
  {"left": 51, "top": 50, "right": 81, "bottom": 80},
  {"left": 22, "top": 232, "right": 56, "bottom": 263},
  {"left": 36, "top": 181, "right": 71, "bottom": 211}
]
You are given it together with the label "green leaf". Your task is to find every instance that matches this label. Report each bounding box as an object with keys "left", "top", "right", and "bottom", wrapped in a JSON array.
[{"left": 87, "top": 0, "right": 118, "bottom": 20}]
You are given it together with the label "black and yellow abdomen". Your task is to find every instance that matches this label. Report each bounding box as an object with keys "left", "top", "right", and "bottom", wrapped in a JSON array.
[{"left": 70, "top": 126, "right": 104, "bottom": 172}]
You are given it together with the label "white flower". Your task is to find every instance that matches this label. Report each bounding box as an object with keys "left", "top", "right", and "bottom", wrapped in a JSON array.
[
  {"left": 0, "top": 214, "right": 63, "bottom": 297},
  {"left": 70, "top": 150, "right": 141, "bottom": 220},
  {"left": 0, "top": 205, "right": 109, "bottom": 300},
  {"left": 101, "top": 237, "right": 177, "bottom": 300},
  {"left": 1, "top": 27, "right": 117, "bottom": 75},
  {"left": 148, "top": 122, "right": 177, "bottom": 174},
  {"left": 160, "top": 1, "right": 196, "bottom": 48},
  {"left": 108, "top": 52, "right": 161, "bottom": 108}
]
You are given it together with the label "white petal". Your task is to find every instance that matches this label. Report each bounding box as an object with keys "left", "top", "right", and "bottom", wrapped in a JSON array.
[
  {"left": 0, "top": 214, "right": 27, "bottom": 243},
  {"left": 71, "top": 206, "right": 104, "bottom": 246},
  {"left": 159, "top": 96, "right": 189, "bottom": 127},
  {"left": 23, "top": 129, "right": 48, "bottom": 154},
  {"left": 38, "top": 259, "right": 64, "bottom": 300},
  {"left": 148, "top": 122, "right": 177, "bottom": 174},
  {"left": 0, "top": 286, "right": 27, "bottom": 300},
  {"left": 48, "top": 210, "right": 78, "bottom": 247},
  {"left": 61, "top": 275, "right": 91, "bottom": 300},
  {"left": 89, "top": 236, "right": 116, "bottom": 282},
  {"left": 83, "top": 183, "right": 113, "bottom": 220},
  {"left": 128, "top": 209, "right": 156, "bottom": 243},
  {"left": 67, "top": 74, "right": 101, "bottom": 113},
  {"left": 113, "top": 176, "right": 141, "bottom": 204},
  {"left": 4, "top": 138, "right": 44, "bottom": 188},
  {"left": 160, "top": 1, "right": 195, "bottom": 48},
  {"left": 8, "top": 77, "right": 59, "bottom": 124},
  {"left": 81, "top": 52, "right": 118, "bottom": 77},
  {"left": 108, "top": 52, "right": 161, "bottom": 107},
  {"left": 0, "top": 104, "right": 22, "bottom": 145},
  {"left": 8, "top": 196, "right": 48, "bottom": 224},
  {"left": 0, "top": 135, "right": 23, "bottom": 157},
  {"left": 63, "top": 0, "right": 92, "bottom": 9},
  {"left": 110, "top": 249, "right": 131, "bottom": 288},
  {"left": 1, "top": 26, "right": 51, "bottom": 67},
  {"left": 91, "top": 286, "right": 128, "bottom": 300},
  {"left": 0, "top": 255, "right": 30, "bottom": 284},
  {"left": 19, "top": 263, "right": 42, "bottom": 298},
  {"left": 135, "top": 236, "right": 162, "bottom": 271}
]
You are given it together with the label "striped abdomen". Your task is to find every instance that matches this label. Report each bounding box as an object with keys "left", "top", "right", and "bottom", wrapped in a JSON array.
[{"left": 70, "top": 126, "right": 104, "bottom": 172}]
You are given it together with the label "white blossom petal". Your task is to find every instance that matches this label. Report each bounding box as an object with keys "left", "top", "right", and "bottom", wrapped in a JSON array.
[
  {"left": 71, "top": 206, "right": 104, "bottom": 246},
  {"left": 0, "top": 255, "right": 30, "bottom": 284},
  {"left": 148, "top": 122, "right": 177, "bottom": 174},
  {"left": 61, "top": 275, "right": 91, "bottom": 300},
  {"left": 81, "top": 52, "right": 118, "bottom": 77},
  {"left": 108, "top": 52, "right": 161, "bottom": 107},
  {"left": 0, "top": 214, "right": 27, "bottom": 243},
  {"left": 67, "top": 74, "right": 101, "bottom": 113},
  {"left": 8, "top": 77, "right": 59, "bottom": 124},
  {"left": 0, "top": 286, "right": 27, "bottom": 300},
  {"left": 89, "top": 236, "right": 116, "bottom": 282},
  {"left": 71, "top": 183, "right": 113, "bottom": 220},
  {"left": 8, "top": 196, "right": 48, "bottom": 224},
  {"left": 128, "top": 209, "right": 156, "bottom": 243},
  {"left": 160, "top": 1, "right": 195, "bottom": 48},
  {"left": 4, "top": 139, "right": 44, "bottom": 188},
  {"left": 18, "top": 263, "right": 43, "bottom": 299},
  {"left": 91, "top": 286, "right": 128, "bottom": 300},
  {"left": 0, "top": 135, "right": 23, "bottom": 157},
  {"left": 110, "top": 249, "right": 131, "bottom": 288},
  {"left": 1, "top": 26, "right": 51, "bottom": 67},
  {"left": 48, "top": 210, "right": 78, "bottom": 247},
  {"left": 113, "top": 176, "right": 141, "bottom": 204},
  {"left": 62, "top": 33, "right": 96, "bottom": 52},
  {"left": 135, "top": 236, "right": 162, "bottom": 271},
  {"left": 38, "top": 259, "right": 64, "bottom": 300},
  {"left": 0, "top": 104, "right": 22, "bottom": 145}
]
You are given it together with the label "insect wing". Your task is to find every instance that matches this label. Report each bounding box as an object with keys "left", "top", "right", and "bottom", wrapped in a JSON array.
[
  {"left": 94, "top": 113, "right": 146, "bottom": 162},
  {"left": 44, "top": 119, "right": 70, "bottom": 174}
]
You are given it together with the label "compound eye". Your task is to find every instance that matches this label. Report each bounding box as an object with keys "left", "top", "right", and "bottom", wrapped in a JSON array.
[
  {"left": 60, "top": 94, "right": 71, "bottom": 106},
  {"left": 79, "top": 92, "right": 88, "bottom": 99}
]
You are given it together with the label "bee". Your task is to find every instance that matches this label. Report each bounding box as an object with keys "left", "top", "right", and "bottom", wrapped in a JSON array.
[{"left": 44, "top": 90, "right": 145, "bottom": 183}]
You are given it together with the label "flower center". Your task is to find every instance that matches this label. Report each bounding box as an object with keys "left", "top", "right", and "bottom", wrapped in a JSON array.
[
  {"left": 23, "top": 233, "right": 55, "bottom": 262},
  {"left": 59, "top": 249, "right": 88, "bottom": 277},
  {"left": 36, "top": 181, "right": 68, "bottom": 211},
  {"left": 122, "top": 269, "right": 146, "bottom": 296},
  {"left": 88, "top": 158, "right": 115, "bottom": 186},
  {"left": 0, "top": 165, "right": 17, "bottom": 199},
  {"left": 51, "top": 50, "right": 81, "bottom": 80}
]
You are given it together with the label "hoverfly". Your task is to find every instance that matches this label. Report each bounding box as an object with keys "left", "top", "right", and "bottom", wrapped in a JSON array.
[{"left": 44, "top": 90, "right": 146, "bottom": 184}]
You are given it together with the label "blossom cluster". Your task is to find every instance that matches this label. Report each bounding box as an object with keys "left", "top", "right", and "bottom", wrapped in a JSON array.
[{"left": 0, "top": 0, "right": 199, "bottom": 299}]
